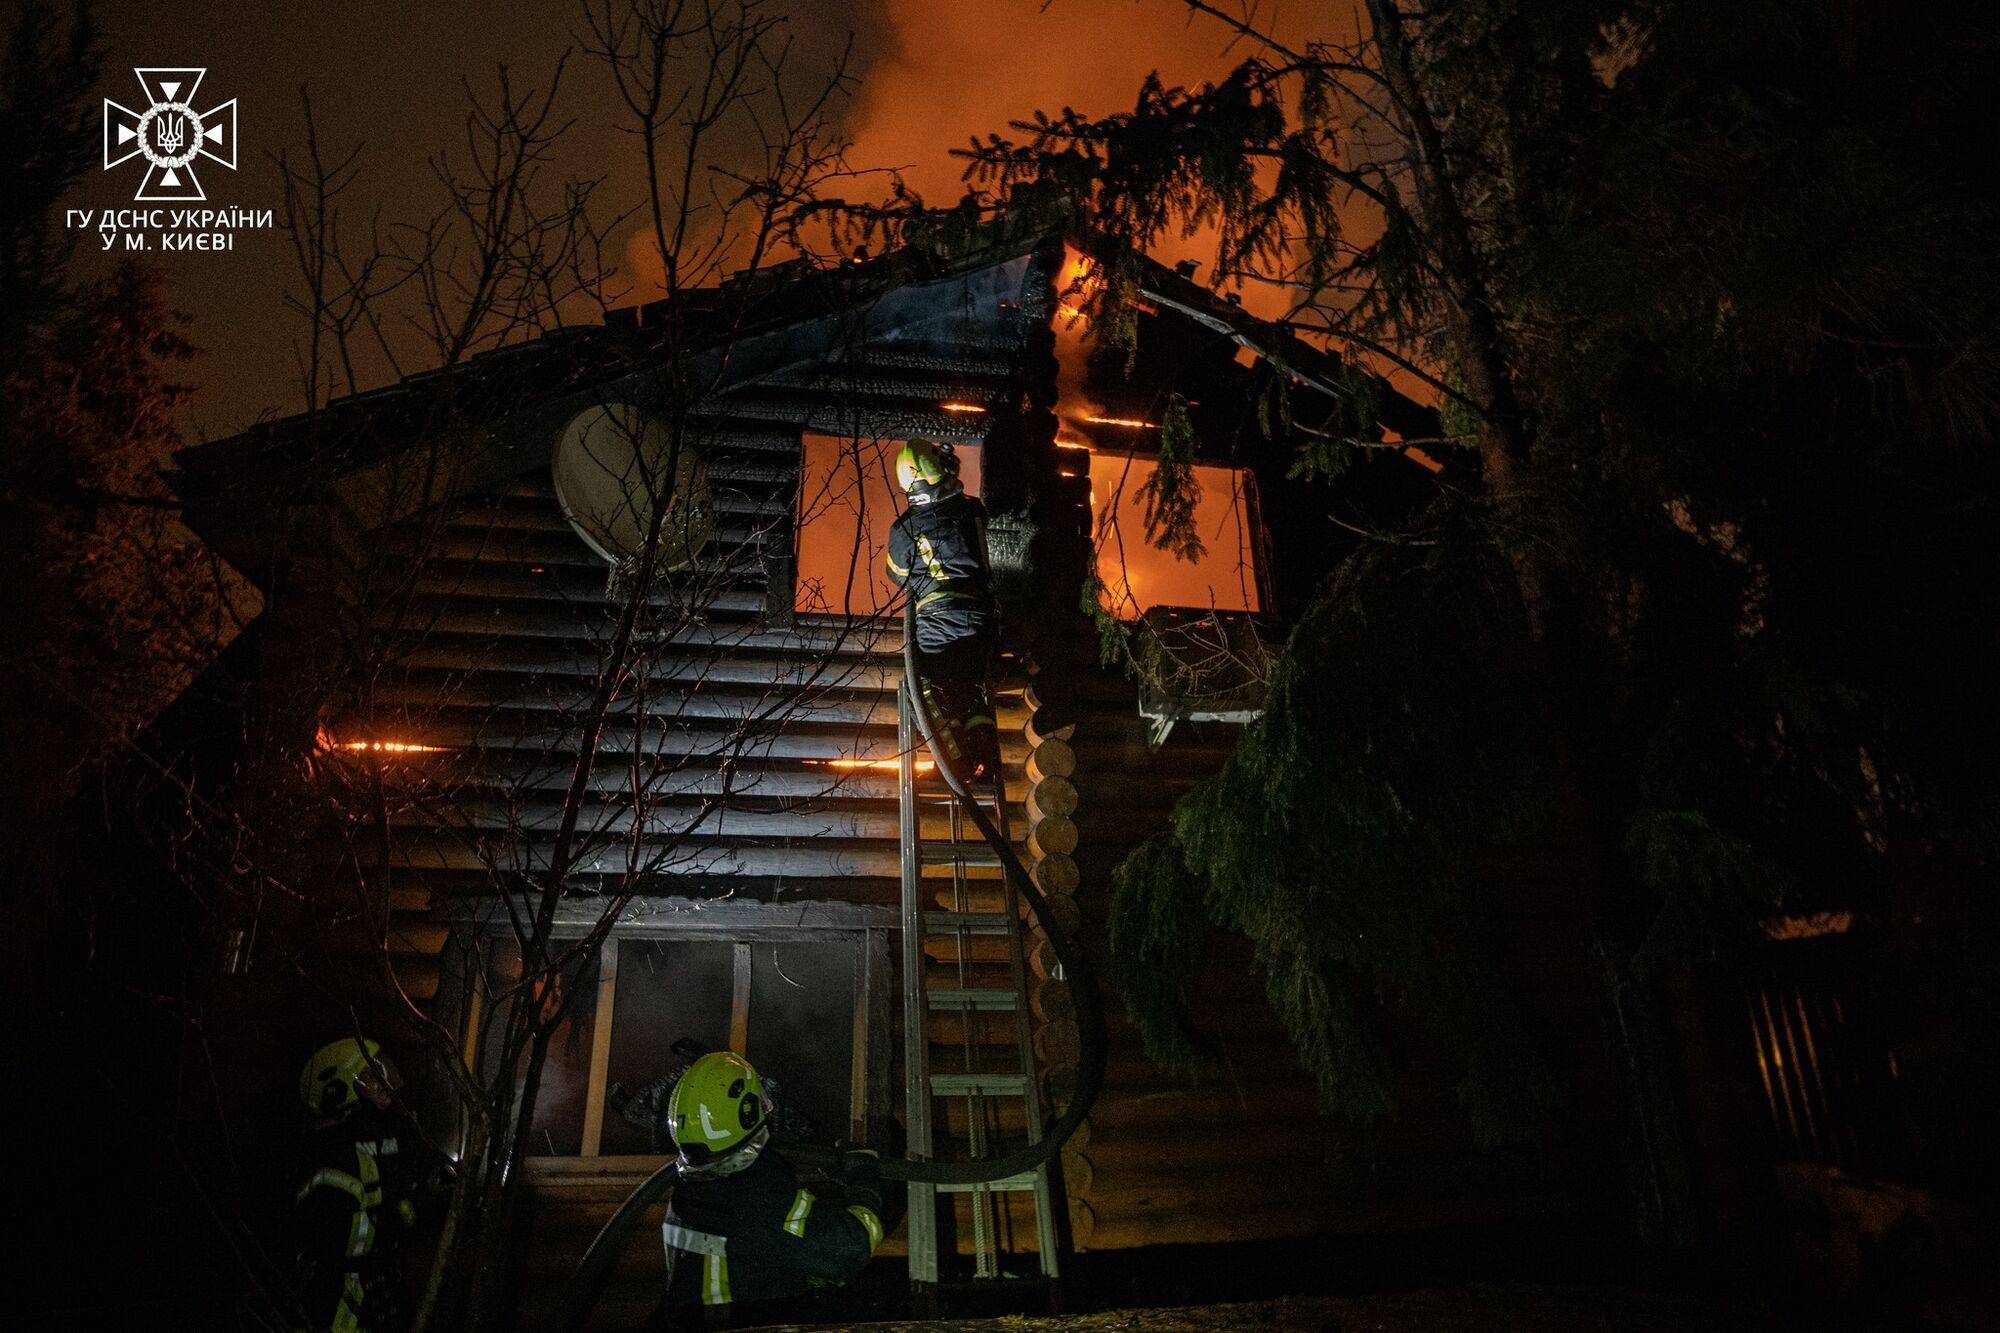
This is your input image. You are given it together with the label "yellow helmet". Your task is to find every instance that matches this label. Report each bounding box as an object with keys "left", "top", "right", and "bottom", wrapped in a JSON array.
[
  {"left": 665, "top": 1051, "right": 768, "bottom": 1166},
  {"left": 300, "top": 1036, "right": 384, "bottom": 1116},
  {"left": 894, "top": 437, "right": 958, "bottom": 493}
]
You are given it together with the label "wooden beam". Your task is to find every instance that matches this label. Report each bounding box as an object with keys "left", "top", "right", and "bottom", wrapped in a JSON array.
[
  {"left": 849, "top": 933, "right": 870, "bottom": 1142},
  {"left": 580, "top": 938, "right": 619, "bottom": 1156},
  {"left": 730, "top": 942, "right": 752, "bottom": 1055},
  {"left": 447, "top": 896, "right": 897, "bottom": 934},
  {"left": 865, "top": 928, "right": 895, "bottom": 1147}
]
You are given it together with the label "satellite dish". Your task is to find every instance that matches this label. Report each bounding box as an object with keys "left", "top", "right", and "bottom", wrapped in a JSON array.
[{"left": 551, "top": 404, "right": 713, "bottom": 571}]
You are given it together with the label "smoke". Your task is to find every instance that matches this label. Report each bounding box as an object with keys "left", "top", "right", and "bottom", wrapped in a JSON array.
[
  {"left": 623, "top": 2, "right": 1344, "bottom": 307},
  {"left": 843, "top": 0, "right": 1311, "bottom": 273}
]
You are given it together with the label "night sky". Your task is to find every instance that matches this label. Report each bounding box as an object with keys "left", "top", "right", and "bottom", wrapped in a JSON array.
[{"left": 76, "top": 0, "right": 1328, "bottom": 439}]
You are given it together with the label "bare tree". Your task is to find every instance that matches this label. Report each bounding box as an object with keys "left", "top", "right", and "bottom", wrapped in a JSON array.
[{"left": 159, "top": 4, "right": 911, "bottom": 1328}]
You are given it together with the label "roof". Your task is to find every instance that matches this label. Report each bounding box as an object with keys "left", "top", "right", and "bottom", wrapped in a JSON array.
[
  {"left": 175, "top": 198, "right": 1440, "bottom": 576},
  {"left": 173, "top": 210, "right": 1066, "bottom": 540}
]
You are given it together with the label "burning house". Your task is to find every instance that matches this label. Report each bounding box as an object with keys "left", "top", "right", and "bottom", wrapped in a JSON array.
[{"left": 172, "top": 206, "right": 1624, "bottom": 1323}]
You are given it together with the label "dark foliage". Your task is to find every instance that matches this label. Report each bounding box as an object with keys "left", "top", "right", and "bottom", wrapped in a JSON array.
[{"left": 977, "top": 0, "right": 2000, "bottom": 1169}]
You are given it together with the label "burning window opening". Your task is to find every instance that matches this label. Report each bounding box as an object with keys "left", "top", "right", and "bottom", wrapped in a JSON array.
[
  {"left": 1088, "top": 450, "right": 1262, "bottom": 622},
  {"left": 1048, "top": 243, "right": 1261, "bottom": 621},
  {"left": 793, "top": 433, "right": 983, "bottom": 618}
]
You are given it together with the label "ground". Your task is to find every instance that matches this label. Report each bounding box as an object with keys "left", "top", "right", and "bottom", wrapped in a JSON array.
[{"left": 753, "top": 1282, "right": 1828, "bottom": 1331}]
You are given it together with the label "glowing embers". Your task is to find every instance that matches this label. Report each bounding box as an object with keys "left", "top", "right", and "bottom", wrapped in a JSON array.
[
  {"left": 1082, "top": 415, "right": 1156, "bottom": 430},
  {"left": 1055, "top": 439, "right": 1091, "bottom": 480},
  {"left": 939, "top": 402, "right": 988, "bottom": 414},
  {"left": 813, "top": 756, "right": 935, "bottom": 773},
  {"left": 319, "top": 724, "right": 448, "bottom": 757}
]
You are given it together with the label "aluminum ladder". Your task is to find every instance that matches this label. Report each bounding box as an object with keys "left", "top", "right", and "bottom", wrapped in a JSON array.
[{"left": 897, "top": 675, "right": 1061, "bottom": 1299}]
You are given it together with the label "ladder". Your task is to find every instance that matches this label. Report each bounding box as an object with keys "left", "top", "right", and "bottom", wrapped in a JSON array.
[{"left": 897, "top": 675, "right": 1061, "bottom": 1299}]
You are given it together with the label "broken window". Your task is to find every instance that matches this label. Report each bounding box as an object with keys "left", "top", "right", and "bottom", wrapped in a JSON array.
[{"left": 473, "top": 924, "right": 886, "bottom": 1165}]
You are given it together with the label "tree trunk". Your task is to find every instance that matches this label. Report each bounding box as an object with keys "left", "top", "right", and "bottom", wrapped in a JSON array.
[
  {"left": 1363, "top": 0, "right": 1550, "bottom": 632},
  {"left": 411, "top": 1110, "right": 488, "bottom": 1333},
  {"left": 1364, "top": 0, "right": 1709, "bottom": 1249},
  {"left": 466, "top": 1014, "right": 558, "bottom": 1330}
]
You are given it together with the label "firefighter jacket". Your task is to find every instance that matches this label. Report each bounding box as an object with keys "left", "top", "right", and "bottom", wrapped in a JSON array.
[
  {"left": 886, "top": 490, "right": 994, "bottom": 652},
  {"left": 290, "top": 1104, "right": 439, "bottom": 1333},
  {"left": 657, "top": 1145, "right": 893, "bottom": 1324}
]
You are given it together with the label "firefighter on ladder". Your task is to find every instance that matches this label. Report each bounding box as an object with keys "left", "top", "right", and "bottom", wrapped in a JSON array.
[
  {"left": 651, "top": 1051, "right": 898, "bottom": 1329},
  {"left": 290, "top": 1037, "right": 442, "bottom": 1333},
  {"left": 886, "top": 437, "right": 1001, "bottom": 785}
]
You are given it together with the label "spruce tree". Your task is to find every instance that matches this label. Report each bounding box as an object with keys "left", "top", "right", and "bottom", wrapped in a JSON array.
[{"left": 972, "top": 0, "right": 2000, "bottom": 1178}]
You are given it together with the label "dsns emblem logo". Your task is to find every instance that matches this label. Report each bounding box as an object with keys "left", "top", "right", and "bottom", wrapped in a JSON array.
[{"left": 104, "top": 68, "right": 237, "bottom": 202}]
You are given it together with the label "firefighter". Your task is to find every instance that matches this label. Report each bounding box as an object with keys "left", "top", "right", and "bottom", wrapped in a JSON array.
[
  {"left": 290, "top": 1037, "right": 439, "bottom": 1333},
  {"left": 651, "top": 1051, "right": 897, "bottom": 1330},
  {"left": 611, "top": 1038, "right": 820, "bottom": 1149},
  {"left": 886, "top": 437, "right": 1001, "bottom": 783}
]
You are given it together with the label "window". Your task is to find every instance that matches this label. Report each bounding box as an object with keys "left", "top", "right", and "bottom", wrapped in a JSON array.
[
  {"left": 1088, "top": 450, "right": 1263, "bottom": 620},
  {"left": 793, "top": 432, "right": 983, "bottom": 617},
  {"left": 471, "top": 922, "right": 891, "bottom": 1166},
  {"left": 599, "top": 941, "right": 735, "bottom": 1155}
]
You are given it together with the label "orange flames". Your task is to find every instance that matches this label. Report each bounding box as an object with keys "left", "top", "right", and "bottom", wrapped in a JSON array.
[
  {"left": 817, "top": 756, "right": 935, "bottom": 772},
  {"left": 939, "top": 402, "right": 987, "bottom": 414},
  {"left": 340, "top": 740, "right": 448, "bottom": 754},
  {"left": 1053, "top": 245, "right": 1113, "bottom": 460},
  {"left": 1055, "top": 248, "right": 1105, "bottom": 326},
  {"left": 1083, "top": 415, "right": 1156, "bottom": 429}
]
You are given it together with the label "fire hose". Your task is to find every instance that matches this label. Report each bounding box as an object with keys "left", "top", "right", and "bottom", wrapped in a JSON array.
[{"left": 545, "top": 600, "right": 1105, "bottom": 1331}]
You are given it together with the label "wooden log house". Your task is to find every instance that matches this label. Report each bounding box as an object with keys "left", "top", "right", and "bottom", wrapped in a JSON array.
[{"left": 175, "top": 209, "right": 1626, "bottom": 1324}]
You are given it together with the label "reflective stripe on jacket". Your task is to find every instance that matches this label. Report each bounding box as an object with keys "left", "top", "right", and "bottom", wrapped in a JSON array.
[
  {"left": 886, "top": 492, "right": 994, "bottom": 644},
  {"left": 659, "top": 1148, "right": 886, "bottom": 1311},
  {"left": 289, "top": 1106, "right": 428, "bottom": 1333}
]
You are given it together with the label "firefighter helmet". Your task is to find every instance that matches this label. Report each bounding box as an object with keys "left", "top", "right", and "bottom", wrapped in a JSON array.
[
  {"left": 665, "top": 1051, "right": 769, "bottom": 1168},
  {"left": 300, "top": 1036, "right": 388, "bottom": 1117},
  {"left": 895, "top": 437, "right": 959, "bottom": 493}
]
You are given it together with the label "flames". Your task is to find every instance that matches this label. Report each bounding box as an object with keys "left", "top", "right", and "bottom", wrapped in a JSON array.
[
  {"left": 939, "top": 402, "right": 987, "bottom": 414},
  {"left": 1053, "top": 245, "right": 1114, "bottom": 459},
  {"left": 817, "top": 756, "right": 934, "bottom": 772},
  {"left": 1055, "top": 247, "right": 1105, "bottom": 326},
  {"left": 318, "top": 723, "right": 448, "bottom": 756}
]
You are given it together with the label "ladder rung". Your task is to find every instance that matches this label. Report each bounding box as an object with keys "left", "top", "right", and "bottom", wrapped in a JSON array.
[
  {"left": 924, "top": 911, "right": 1012, "bottom": 935},
  {"left": 937, "top": 1173, "right": 1042, "bottom": 1193},
  {"left": 925, "top": 988, "right": 1020, "bottom": 1011},
  {"left": 918, "top": 842, "right": 1003, "bottom": 867},
  {"left": 930, "top": 1072, "right": 1030, "bottom": 1096}
]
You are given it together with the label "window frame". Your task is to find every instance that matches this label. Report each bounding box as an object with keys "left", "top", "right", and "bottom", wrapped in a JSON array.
[
  {"left": 452, "top": 901, "right": 897, "bottom": 1184},
  {"left": 1085, "top": 449, "right": 1271, "bottom": 621},
  {"left": 791, "top": 431, "right": 986, "bottom": 620}
]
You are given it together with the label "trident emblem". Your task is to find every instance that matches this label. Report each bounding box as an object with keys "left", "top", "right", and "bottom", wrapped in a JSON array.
[{"left": 103, "top": 68, "right": 237, "bottom": 202}]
